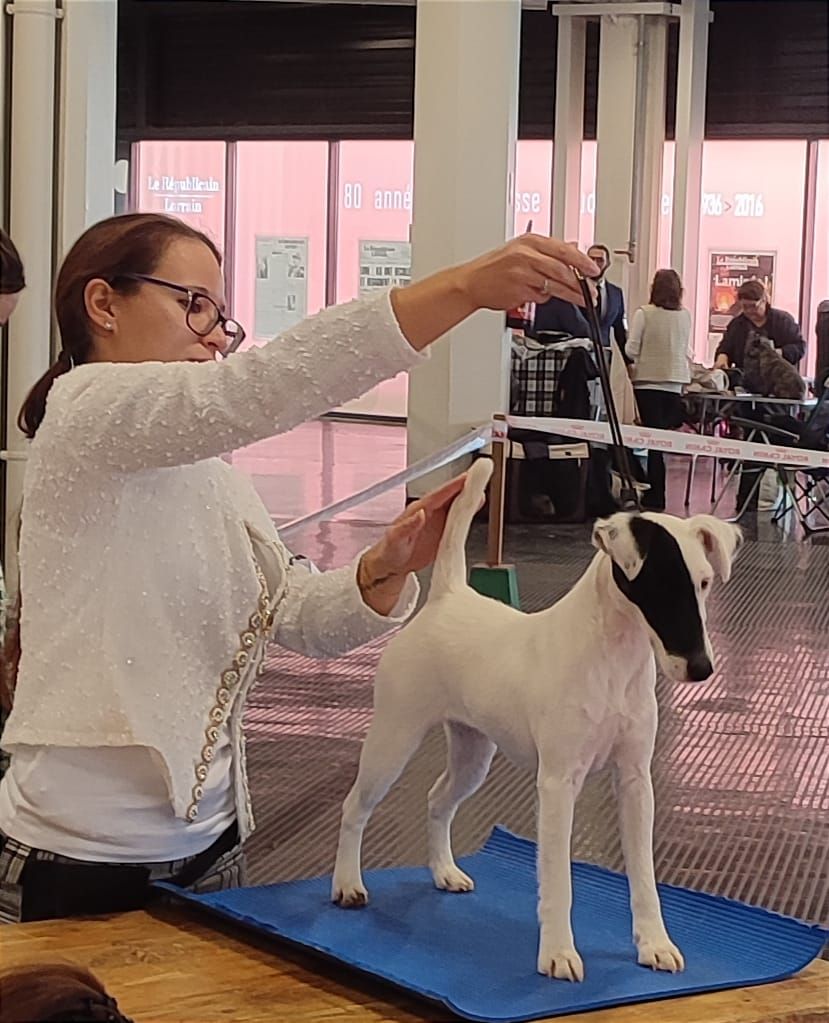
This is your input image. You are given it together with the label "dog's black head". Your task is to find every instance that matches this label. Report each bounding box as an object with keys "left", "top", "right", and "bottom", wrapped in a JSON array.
[{"left": 592, "top": 513, "right": 741, "bottom": 682}]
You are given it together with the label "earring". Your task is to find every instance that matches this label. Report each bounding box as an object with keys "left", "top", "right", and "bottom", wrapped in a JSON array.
[{"left": 104, "top": 322, "right": 113, "bottom": 331}]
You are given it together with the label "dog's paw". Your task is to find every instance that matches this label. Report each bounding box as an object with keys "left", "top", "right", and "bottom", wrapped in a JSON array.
[
  {"left": 331, "top": 879, "right": 369, "bottom": 908},
  {"left": 537, "top": 946, "right": 584, "bottom": 982},
  {"left": 637, "top": 936, "right": 685, "bottom": 973},
  {"left": 432, "top": 864, "right": 475, "bottom": 893}
]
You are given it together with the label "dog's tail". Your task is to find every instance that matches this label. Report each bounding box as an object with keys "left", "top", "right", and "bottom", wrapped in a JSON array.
[{"left": 429, "top": 457, "right": 494, "bottom": 599}]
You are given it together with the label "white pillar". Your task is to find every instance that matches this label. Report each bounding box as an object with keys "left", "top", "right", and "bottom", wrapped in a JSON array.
[
  {"left": 552, "top": 14, "right": 585, "bottom": 243},
  {"left": 57, "top": 0, "right": 118, "bottom": 257},
  {"left": 671, "top": 0, "right": 710, "bottom": 319},
  {"left": 594, "top": 11, "right": 666, "bottom": 311},
  {"left": 5, "top": 0, "right": 59, "bottom": 580},
  {"left": 406, "top": 0, "right": 520, "bottom": 496}
]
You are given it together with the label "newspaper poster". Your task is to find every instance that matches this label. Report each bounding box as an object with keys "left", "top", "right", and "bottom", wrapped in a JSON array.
[
  {"left": 359, "top": 241, "right": 411, "bottom": 297},
  {"left": 254, "top": 236, "right": 308, "bottom": 338},
  {"left": 708, "top": 251, "right": 776, "bottom": 338}
]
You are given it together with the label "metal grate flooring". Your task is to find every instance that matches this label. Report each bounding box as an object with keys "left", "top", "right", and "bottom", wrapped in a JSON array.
[{"left": 243, "top": 524, "right": 829, "bottom": 929}]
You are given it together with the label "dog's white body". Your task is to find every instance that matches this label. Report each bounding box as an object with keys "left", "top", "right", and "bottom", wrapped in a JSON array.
[{"left": 333, "top": 460, "right": 740, "bottom": 981}]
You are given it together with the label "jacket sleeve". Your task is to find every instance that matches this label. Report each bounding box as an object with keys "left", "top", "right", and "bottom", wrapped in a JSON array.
[
  {"left": 715, "top": 320, "right": 739, "bottom": 363},
  {"left": 612, "top": 287, "right": 629, "bottom": 361},
  {"left": 775, "top": 312, "right": 806, "bottom": 365},
  {"left": 272, "top": 554, "right": 419, "bottom": 659},
  {"left": 44, "top": 291, "right": 425, "bottom": 474}
]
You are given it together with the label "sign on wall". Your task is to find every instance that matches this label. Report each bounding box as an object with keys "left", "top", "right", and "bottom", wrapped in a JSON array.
[
  {"left": 358, "top": 241, "right": 411, "bottom": 297},
  {"left": 254, "top": 236, "right": 308, "bottom": 338},
  {"left": 708, "top": 251, "right": 776, "bottom": 340}
]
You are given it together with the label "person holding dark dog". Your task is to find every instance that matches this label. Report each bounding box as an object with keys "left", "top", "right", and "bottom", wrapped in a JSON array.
[{"left": 714, "top": 281, "right": 805, "bottom": 371}]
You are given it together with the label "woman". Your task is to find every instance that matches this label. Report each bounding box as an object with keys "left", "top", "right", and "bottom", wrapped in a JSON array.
[
  {"left": 0, "top": 228, "right": 25, "bottom": 325},
  {"left": 627, "top": 269, "right": 693, "bottom": 511},
  {"left": 0, "top": 229, "right": 26, "bottom": 780},
  {"left": 0, "top": 213, "right": 596, "bottom": 921}
]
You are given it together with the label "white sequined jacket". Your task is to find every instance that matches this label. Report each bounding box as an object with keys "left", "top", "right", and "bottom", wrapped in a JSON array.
[{"left": 2, "top": 291, "right": 425, "bottom": 837}]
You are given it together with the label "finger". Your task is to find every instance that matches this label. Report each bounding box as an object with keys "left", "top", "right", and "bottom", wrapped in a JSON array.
[
  {"left": 530, "top": 278, "right": 590, "bottom": 308},
  {"left": 526, "top": 235, "right": 599, "bottom": 278},
  {"left": 529, "top": 260, "right": 593, "bottom": 308}
]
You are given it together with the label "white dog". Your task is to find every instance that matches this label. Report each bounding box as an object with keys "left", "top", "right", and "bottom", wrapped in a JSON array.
[{"left": 332, "top": 458, "right": 741, "bottom": 981}]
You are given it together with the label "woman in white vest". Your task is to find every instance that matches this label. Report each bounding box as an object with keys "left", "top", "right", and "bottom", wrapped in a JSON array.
[
  {"left": 627, "top": 269, "right": 693, "bottom": 511},
  {"left": 0, "top": 213, "right": 596, "bottom": 921}
]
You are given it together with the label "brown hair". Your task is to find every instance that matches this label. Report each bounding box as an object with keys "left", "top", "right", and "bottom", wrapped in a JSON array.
[
  {"left": 0, "top": 963, "right": 133, "bottom": 1022},
  {"left": 649, "top": 269, "right": 683, "bottom": 311},
  {"left": 0, "top": 228, "right": 25, "bottom": 295},
  {"left": 17, "top": 213, "right": 221, "bottom": 440},
  {"left": 736, "top": 279, "right": 765, "bottom": 303}
]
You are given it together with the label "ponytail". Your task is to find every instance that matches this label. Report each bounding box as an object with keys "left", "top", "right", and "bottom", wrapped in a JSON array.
[{"left": 17, "top": 354, "right": 74, "bottom": 440}]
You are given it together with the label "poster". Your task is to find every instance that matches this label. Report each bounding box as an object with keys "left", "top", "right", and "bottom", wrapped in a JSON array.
[
  {"left": 254, "top": 236, "right": 308, "bottom": 338},
  {"left": 708, "top": 251, "right": 776, "bottom": 338},
  {"left": 358, "top": 240, "right": 411, "bottom": 297}
]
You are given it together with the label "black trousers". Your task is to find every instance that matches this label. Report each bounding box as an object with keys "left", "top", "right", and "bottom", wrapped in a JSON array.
[{"left": 634, "top": 389, "right": 683, "bottom": 509}]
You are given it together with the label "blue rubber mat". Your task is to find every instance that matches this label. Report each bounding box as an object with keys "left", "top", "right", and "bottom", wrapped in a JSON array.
[{"left": 158, "top": 827, "right": 827, "bottom": 1022}]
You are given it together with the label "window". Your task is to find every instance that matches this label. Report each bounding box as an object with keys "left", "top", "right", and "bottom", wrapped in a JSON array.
[
  {"left": 696, "top": 140, "right": 808, "bottom": 363},
  {"left": 233, "top": 141, "right": 329, "bottom": 349},
  {"left": 133, "top": 141, "right": 227, "bottom": 250},
  {"left": 514, "top": 141, "right": 553, "bottom": 236},
  {"left": 807, "top": 141, "right": 829, "bottom": 375},
  {"left": 333, "top": 141, "right": 414, "bottom": 417}
]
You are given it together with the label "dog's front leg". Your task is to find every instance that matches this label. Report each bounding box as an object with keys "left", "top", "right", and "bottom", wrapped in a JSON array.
[
  {"left": 536, "top": 771, "right": 583, "bottom": 982},
  {"left": 615, "top": 755, "right": 684, "bottom": 973}
]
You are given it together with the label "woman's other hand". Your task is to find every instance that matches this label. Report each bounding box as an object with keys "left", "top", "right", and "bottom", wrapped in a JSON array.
[
  {"left": 357, "top": 474, "right": 468, "bottom": 616},
  {"left": 390, "top": 235, "right": 599, "bottom": 351}
]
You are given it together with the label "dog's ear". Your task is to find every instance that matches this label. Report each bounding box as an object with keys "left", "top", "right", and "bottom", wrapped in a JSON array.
[
  {"left": 592, "top": 514, "right": 645, "bottom": 580},
  {"left": 688, "top": 515, "right": 742, "bottom": 582}
]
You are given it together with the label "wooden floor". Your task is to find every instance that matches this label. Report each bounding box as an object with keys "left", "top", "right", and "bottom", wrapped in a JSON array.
[{"left": 1, "top": 906, "right": 826, "bottom": 1023}]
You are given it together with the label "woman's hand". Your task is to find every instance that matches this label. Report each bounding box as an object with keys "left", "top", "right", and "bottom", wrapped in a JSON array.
[
  {"left": 390, "top": 235, "right": 599, "bottom": 352},
  {"left": 456, "top": 234, "right": 599, "bottom": 310},
  {"left": 357, "top": 474, "right": 468, "bottom": 616}
]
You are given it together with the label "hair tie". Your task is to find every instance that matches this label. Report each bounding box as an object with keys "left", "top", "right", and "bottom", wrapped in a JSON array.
[{"left": 57, "top": 349, "right": 74, "bottom": 369}]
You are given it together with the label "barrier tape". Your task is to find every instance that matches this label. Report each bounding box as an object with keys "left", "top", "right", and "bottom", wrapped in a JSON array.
[
  {"left": 505, "top": 415, "right": 829, "bottom": 470},
  {"left": 279, "top": 424, "right": 492, "bottom": 539}
]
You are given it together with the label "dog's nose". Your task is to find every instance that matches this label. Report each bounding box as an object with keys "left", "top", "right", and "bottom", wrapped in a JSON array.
[{"left": 687, "top": 655, "right": 713, "bottom": 682}]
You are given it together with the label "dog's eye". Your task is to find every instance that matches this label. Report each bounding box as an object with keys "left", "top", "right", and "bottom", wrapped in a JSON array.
[{"left": 700, "top": 579, "right": 710, "bottom": 590}]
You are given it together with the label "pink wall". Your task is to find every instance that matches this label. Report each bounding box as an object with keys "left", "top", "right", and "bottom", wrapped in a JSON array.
[
  {"left": 133, "top": 137, "right": 825, "bottom": 392},
  {"left": 694, "top": 140, "right": 808, "bottom": 363},
  {"left": 134, "top": 141, "right": 226, "bottom": 250},
  {"left": 514, "top": 141, "right": 553, "bottom": 237},
  {"left": 578, "top": 139, "right": 810, "bottom": 364},
  {"left": 808, "top": 141, "right": 829, "bottom": 369}
]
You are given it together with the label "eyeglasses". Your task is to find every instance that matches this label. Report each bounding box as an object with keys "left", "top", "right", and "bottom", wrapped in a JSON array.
[{"left": 113, "top": 273, "right": 246, "bottom": 355}]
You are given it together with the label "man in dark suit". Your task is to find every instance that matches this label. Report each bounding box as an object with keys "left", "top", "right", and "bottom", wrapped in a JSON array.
[{"left": 587, "top": 243, "right": 627, "bottom": 356}]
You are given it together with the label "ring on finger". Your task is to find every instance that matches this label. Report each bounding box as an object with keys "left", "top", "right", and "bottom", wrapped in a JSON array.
[{"left": 540, "top": 277, "right": 551, "bottom": 296}]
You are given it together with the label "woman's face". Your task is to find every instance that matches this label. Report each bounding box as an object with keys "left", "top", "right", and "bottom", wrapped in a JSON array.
[
  {"left": 89, "top": 238, "right": 229, "bottom": 363},
  {"left": 0, "top": 291, "right": 21, "bottom": 326}
]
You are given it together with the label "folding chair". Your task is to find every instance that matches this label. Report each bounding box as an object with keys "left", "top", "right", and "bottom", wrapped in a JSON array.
[{"left": 712, "top": 386, "right": 829, "bottom": 533}]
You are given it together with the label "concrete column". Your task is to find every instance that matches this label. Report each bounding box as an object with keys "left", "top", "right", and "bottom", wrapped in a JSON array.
[
  {"left": 594, "top": 11, "right": 666, "bottom": 312},
  {"left": 406, "top": 0, "right": 520, "bottom": 496},
  {"left": 57, "top": 0, "right": 118, "bottom": 256},
  {"left": 5, "top": 0, "right": 59, "bottom": 580},
  {"left": 671, "top": 0, "right": 710, "bottom": 320},
  {"left": 551, "top": 14, "right": 585, "bottom": 243}
]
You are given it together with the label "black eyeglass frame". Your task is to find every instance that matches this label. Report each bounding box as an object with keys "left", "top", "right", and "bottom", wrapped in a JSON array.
[{"left": 111, "top": 273, "right": 246, "bottom": 355}]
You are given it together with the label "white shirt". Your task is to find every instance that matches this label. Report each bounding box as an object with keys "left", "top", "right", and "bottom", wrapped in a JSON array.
[
  {"left": 628, "top": 305, "right": 694, "bottom": 392},
  {"left": 0, "top": 290, "right": 422, "bottom": 860}
]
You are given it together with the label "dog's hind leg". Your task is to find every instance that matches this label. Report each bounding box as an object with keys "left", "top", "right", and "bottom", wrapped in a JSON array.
[
  {"left": 427, "top": 721, "right": 496, "bottom": 892},
  {"left": 332, "top": 712, "right": 428, "bottom": 907}
]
